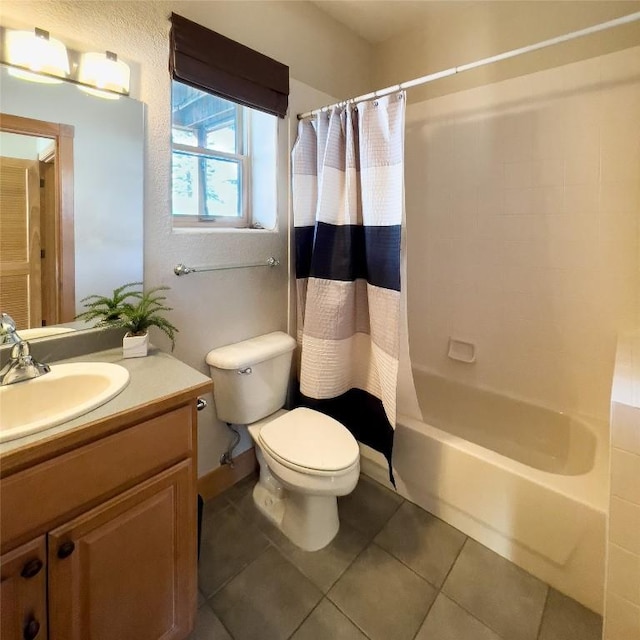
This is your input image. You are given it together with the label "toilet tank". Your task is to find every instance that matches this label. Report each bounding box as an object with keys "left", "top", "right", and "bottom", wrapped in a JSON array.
[{"left": 205, "top": 331, "right": 297, "bottom": 424}]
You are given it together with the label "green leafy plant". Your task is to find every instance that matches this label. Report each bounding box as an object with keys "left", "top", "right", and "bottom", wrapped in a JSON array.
[
  {"left": 76, "top": 282, "right": 142, "bottom": 326},
  {"left": 115, "top": 285, "right": 179, "bottom": 350}
]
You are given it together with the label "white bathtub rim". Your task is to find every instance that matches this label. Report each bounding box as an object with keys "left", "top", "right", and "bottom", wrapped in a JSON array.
[
  {"left": 411, "top": 363, "right": 609, "bottom": 425},
  {"left": 396, "top": 413, "right": 609, "bottom": 513}
]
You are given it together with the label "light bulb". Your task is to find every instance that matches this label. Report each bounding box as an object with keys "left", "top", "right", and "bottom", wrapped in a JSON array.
[
  {"left": 5, "top": 28, "right": 69, "bottom": 83},
  {"left": 78, "top": 51, "right": 130, "bottom": 98}
]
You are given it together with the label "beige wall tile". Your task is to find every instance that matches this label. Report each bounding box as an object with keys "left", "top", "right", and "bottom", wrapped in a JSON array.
[
  {"left": 612, "top": 402, "right": 640, "bottom": 456},
  {"left": 604, "top": 593, "right": 640, "bottom": 640},
  {"left": 607, "top": 543, "right": 640, "bottom": 606},
  {"left": 610, "top": 497, "right": 640, "bottom": 555},
  {"left": 406, "top": 47, "right": 640, "bottom": 422},
  {"left": 600, "top": 182, "right": 640, "bottom": 215},
  {"left": 611, "top": 448, "right": 640, "bottom": 504}
]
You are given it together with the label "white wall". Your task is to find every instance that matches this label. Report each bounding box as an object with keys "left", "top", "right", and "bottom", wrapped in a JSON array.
[
  {"left": 373, "top": 1, "right": 640, "bottom": 103},
  {"left": 405, "top": 46, "right": 640, "bottom": 421},
  {"left": 1, "top": 0, "right": 371, "bottom": 476},
  {"left": 0, "top": 131, "right": 39, "bottom": 158}
]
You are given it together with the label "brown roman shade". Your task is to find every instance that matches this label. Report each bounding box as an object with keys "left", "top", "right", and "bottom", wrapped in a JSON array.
[{"left": 169, "top": 13, "right": 289, "bottom": 118}]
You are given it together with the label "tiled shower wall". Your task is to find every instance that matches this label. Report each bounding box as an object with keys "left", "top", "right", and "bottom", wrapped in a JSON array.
[
  {"left": 405, "top": 46, "right": 640, "bottom": 421},
  {"left": 607, "top": 333, "right": 640, "bottom": 639}
]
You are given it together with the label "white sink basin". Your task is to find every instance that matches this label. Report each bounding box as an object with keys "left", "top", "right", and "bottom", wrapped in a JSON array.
[{"left": 0, "top": 362, "right": 130, "bottom": 443}]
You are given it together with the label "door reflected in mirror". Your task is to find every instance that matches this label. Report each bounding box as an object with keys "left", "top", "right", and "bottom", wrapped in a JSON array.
[
  {"left": 0, "top": 121, "right": 74, "bottom": 330},
  {"left": 0, "top": 65, "right": 144, "bottom": 335}
]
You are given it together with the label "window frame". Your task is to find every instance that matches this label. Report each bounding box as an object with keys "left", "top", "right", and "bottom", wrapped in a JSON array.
[{"left": 171, "top": 86, "right": 253, "bottom": 229}]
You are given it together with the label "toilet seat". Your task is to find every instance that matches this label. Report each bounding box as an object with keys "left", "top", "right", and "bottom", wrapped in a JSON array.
[{"left": 258, "top": 408, "right": 359, "bottom": 475}]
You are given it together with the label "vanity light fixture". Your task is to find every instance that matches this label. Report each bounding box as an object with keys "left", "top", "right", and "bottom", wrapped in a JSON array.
[
  {"left": 5, "top": 27, "right": 70, "bottom": 83},
  {"left": 77, "top": 51, "right": 130, "bottom": 99}
]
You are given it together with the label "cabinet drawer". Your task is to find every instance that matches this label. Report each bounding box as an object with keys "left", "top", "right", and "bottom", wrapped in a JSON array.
[{"left": 0, "top": 405, "right": 193, "bottom": 550}]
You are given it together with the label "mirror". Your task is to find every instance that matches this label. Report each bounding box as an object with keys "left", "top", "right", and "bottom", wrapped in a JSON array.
[{"left": 0, "top": 65, "right": 144, "bottom": 335}]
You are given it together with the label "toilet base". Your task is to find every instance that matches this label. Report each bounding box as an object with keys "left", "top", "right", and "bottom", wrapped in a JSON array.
[
  {"left": 252, "top": 473, "right": 340, "bottom": 552},
  {"left": 252, "top": 481, "right": 285, "bottom": 528}
]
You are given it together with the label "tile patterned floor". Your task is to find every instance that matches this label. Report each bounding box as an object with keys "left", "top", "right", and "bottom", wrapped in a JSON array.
[{"left": 190, "top": 474, "right": 603, "bottom": 640}]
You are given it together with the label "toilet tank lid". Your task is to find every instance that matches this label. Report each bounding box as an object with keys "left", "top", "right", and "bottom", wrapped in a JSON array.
[{"left": 206, "top": 331, "right": 296, "bottom": 370}]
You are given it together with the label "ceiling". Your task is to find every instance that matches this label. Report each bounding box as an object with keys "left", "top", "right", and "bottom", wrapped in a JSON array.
[{"left": 310, "top": 0, "right": 479, "bottom": 44}]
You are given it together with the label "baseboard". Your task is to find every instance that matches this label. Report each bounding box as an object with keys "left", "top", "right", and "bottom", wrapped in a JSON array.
[{"left": 197, "top": 448, "right": 257, "bottom": 501}]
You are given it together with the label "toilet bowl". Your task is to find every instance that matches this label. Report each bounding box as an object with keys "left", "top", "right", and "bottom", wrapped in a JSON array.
[
  {"left": 206, "top": 332, "right": 361, "bottom": 551},
  {"left": 248, "top": 408, "right": 360, "bottom": 551}
]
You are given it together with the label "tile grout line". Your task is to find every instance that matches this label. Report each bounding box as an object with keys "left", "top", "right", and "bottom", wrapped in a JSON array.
[
  {"left": 406, "top": 535, "right": 471, "bottom": 640},
  {"left": 325, "top": 593, "right": 375, "bottom": 640},
  {"left": 198, "top": 598, "right": 236, "bottom": 640},
  {"left": 431, "top": 537, "right": 517, "bottom": 640},
  {"left": 284, "top": 596, "right": 324, "bottom": 640},
  {"left": 202, "top": 539, "right": 274, "bottom": 603},
  {"left": 535, "top": 586, "right": 551, "bottom": 640},
  {"left": 323, "top": 539, "right": 381, "bottom": 638},
  {"left": 439, "top": 534, "right": 469, "bottom": 589}
]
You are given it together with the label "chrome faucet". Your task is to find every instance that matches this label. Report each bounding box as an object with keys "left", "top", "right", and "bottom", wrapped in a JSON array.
[
  {"left": 0, "top": 340, "right": 51, "bottom": 386},
  {"left": 0, "top": 313, "right": 22, "bottom": 345}
]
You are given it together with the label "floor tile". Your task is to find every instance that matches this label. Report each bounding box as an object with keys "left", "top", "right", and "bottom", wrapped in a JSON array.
[
  {"left": 338, "top": 475, "right": 404, "bottom": 539},
  {"left": 201, "top": 492, "right": 232, "bottom": 522},
  {"left": 375, "top": 501, "right": 467, "bottom": 587},
  {"left": 198, "top": 504, "right": 270, "bottom": 597},
  {"left": 197, "top": 590, "right": 206, "bottom": 608},
  {"left": 223, "top": 473, "right": 258, "bottom": 506},
  {"left": 272, "top": 520, "right": 369, "bottom": 592},
  {"left": 328, "top": 543, "right": 436, "bottom": 640},
  {"left": 211, "top": 546, "right": 323, "bottom": 640},
  {"left": 538, "top": 588, "right": 603, "bottom": 640},
  {"left": 290, "top": 599, "right": 368, "bottom": 640},
  {"left": 443, "top": 539, "right": 548, "bottom": 640},
  {"left": 187, "top": 604, "right": 232, "bottom": 640},
  {"left": 415, "top": 593, "right": 501, "bottom": 640}
]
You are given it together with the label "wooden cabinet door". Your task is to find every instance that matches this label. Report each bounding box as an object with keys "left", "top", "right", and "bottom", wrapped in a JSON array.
[
  {"left": 0, "top": 157, "right": 42, "bottom": 329},
  {"left": 48, "top": 460, "right": 196, "bottom": 640},
  {"left": 0, "top": 536, "right": 47, "bottom": 640}
]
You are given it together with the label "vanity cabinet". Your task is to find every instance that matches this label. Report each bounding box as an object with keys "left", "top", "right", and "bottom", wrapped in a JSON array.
[
  {"left": 0, "top": 395, "right": 204, "bottom": 640},
  {"left": 0, "top": 537, "right": 47, "bottom": 640}
]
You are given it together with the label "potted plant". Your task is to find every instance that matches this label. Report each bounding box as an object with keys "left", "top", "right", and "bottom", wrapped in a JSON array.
[
  {"left": 76, "top": 282, "right": 143, "bottom": 327},
  {"left": 114, "top": 285, "right": 179, "bottom": 358}
]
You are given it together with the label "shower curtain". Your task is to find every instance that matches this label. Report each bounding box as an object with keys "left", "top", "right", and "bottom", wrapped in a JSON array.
[{"left": 292, "top": 93, "right": 406, "bottom": 478}]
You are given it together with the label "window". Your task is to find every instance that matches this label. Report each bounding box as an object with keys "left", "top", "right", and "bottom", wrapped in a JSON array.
[
  {"left": 169, "top": 14, "right": 288, "bottom": 230},
  {"left": 172, "top": 82, "right": 243, "bottom": 225},
  {"left": 171, "top": 81, "right": 277, "bottom": 228}
]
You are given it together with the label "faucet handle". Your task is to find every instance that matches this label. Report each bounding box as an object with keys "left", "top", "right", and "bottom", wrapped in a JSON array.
[
  {"left": 0, "top": 339, "right": 50, "bottom": 385},
  {"left": 1, "top": 313, "right": 21, "bottom": 345},
  {"left": 11, "top": 340, "right": 32, "bottom": 361},
  {"left": 11, "top": 340, "right": 50, "bottom": 373}
]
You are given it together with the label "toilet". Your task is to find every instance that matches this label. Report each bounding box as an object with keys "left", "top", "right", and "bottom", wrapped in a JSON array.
[{"left": 206, "top": 331, "right": 360, "bottom": 551}]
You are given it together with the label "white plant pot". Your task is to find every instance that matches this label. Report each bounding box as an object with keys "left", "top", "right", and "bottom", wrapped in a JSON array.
[{"left": 123, "top": 332, "right": 149, "bottom": 358}]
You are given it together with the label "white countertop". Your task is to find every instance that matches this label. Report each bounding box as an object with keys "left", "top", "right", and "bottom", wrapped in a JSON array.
[{"left": 0, "top": 346, "right": 211, "bottom": 459}]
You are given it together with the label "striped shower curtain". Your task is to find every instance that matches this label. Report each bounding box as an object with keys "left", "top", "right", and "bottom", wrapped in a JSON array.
[{"left": 292, "top": 93, "right": 405, "bottom": 477}]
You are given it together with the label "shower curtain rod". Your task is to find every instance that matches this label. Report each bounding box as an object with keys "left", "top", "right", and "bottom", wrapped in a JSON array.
[{"left": 297, "top": 11, "right": 640, "bottom": 119}]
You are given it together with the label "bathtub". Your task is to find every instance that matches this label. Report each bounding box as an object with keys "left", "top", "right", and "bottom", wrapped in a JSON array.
[{"left": 360, "top": 368, "right": 609, "bottom": 614}]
